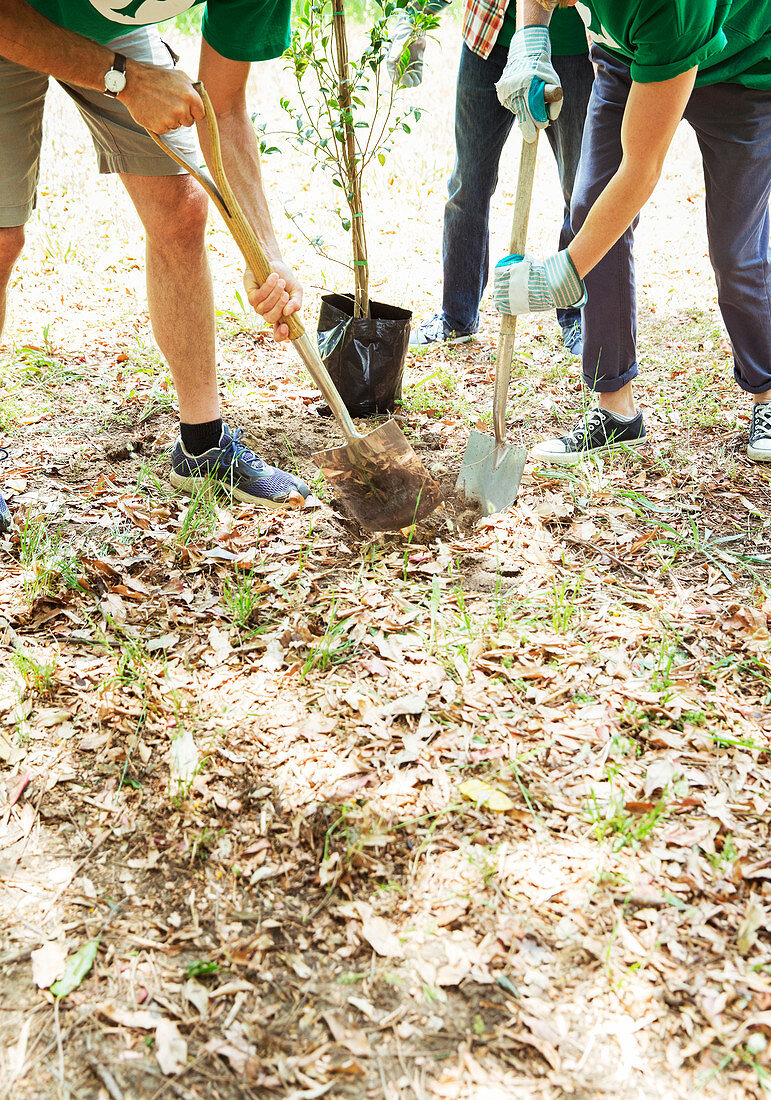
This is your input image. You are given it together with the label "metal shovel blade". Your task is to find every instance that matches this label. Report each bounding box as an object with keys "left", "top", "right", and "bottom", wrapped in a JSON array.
[
  {"left": 456, "top": 431, "right": 527, "bottom": 515},
  {"left": 313, "top": 419, "right": 443, "bottom": 532}
]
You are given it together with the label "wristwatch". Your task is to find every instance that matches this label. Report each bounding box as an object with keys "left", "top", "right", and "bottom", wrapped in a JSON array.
[{"left": 104, "top": 53, "right": 127, "bottom": 97}]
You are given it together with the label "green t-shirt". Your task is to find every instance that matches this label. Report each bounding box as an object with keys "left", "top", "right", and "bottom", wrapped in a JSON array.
[
  {"left": 573, "top": 0, "right": 771, "bottom": 89},
  {"left": 26, "top": 0, "right": 291, "bottom": 63},
  {"left": 497, "top": 3, "right": 587, "bottom": 56}
]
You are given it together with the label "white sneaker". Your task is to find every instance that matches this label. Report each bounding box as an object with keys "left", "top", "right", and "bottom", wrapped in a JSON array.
[
  {"left": 530, "top": 408, "right": 647, "bottom": 467},
  {"left": 748, "top": 401, "right": 771, "bottom": 462}
]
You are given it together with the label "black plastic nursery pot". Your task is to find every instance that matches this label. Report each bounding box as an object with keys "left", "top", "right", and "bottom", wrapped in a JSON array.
[{"left": 316, "top": 293, "right": 412, "bottom": 417}]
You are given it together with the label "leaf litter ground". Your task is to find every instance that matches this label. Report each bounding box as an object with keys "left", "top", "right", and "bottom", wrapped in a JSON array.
[{"left": 1, "top": 25, "right": 771, "bottom": 1100}]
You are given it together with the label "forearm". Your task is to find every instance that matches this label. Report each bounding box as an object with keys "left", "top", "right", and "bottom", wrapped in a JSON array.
[
  {"left": 517, "top": 0, "right": 551, "bottom": 31},
  {"left": 0, "top": 0, "right": 203, "bottom": 132},
  {"left": 567, "top": 160, "right": 660, "bottom": 277},
  {"left": 198, "top": 104, "right": 283, "bottom": 262},
  {"left": 0, "top": 0, "right": 114, "bottom": 87},
  {"left": 567, "top": 71, "right": 696, "bottom": 279}
]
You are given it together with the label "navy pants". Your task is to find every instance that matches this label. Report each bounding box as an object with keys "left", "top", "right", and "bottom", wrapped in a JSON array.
[
  {"left": 575, "top": 46, "right": 771, "bottom": 395},
  {"left": 443, "top": 43, "right": 595, "bottom": 335}
]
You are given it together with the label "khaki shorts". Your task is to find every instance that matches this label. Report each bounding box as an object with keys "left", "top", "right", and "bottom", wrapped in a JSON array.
[{"left": 0, "top": 26, "right": 198, "bottom": 227}]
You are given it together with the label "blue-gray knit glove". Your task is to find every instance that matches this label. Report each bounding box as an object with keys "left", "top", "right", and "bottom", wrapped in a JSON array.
[
  {"left": 495, "top": 25, "right": 563, "bottom": 142},
  {"left": 494, "top": 251, "right": 586, "bottom": 315}
]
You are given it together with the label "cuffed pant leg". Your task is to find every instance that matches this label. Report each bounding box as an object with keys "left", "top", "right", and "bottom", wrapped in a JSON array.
[{"left": 685, "top": 83, "right": 771, "bottom": 395}]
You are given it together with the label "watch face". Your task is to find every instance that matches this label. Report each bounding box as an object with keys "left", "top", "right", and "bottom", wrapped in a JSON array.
[{"left": 105, "top": 69, "right": 127, "bottom": 93}]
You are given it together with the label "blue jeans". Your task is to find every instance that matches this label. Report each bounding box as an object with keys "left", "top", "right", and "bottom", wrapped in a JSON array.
[
  {"left": 443, "top": 44, "right": 594, "bottom": 335},
  {"left": 574, "top": 46, "right": 771, "bottom": 395}
]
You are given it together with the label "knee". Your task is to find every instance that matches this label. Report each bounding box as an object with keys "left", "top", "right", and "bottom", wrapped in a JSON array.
[
  {"left": 0, "top": 226, "right": 25, "bottom": 276},
  {"left": 146, "top": 184, "right": 208, "bottom": 254},
  {"left": 708, "top": 236, "right": 744, "bottom": 286}
]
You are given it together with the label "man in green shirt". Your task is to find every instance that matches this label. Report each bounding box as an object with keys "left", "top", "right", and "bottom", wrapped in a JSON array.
[
  {"left": 493, "top": 0, "right": 771, "bottom": 465},
  {"left": 0, "top": 0, "right": 309, "bottom": 535}
]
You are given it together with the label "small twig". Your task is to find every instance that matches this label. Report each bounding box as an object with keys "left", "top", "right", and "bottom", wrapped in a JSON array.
[
  {"left": 396, "top": 1033, "right": 423, "bottom": 1099},
  {"left": 86, "top": 1056, "right": 123, "bottom": 1100},
  {"left": 376, "top": 1053, "right": 390, "bottom": 1097},
  {"left": 54, "top": 999, "right": 65, "bottom": 1100},
  {"left": 563, "top": 535, "right": 658, "bottom": 586}
]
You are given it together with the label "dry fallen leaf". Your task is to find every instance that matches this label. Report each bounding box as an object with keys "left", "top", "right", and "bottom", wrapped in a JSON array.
[
  {"left": 322, "top": 1012, "right": 372, "bottom": 1057},
  {"left": 361, "top": 913, "right": 403, "bottom": 958},
  {"left": 458, "top": 777, "right": 516, "bottom": 812},
  {"left": 31, "top": 942, "right": 67, "bottom": 989},
  {"left": 155, "top": 1019, "right": 187, "bottom": 1075}
]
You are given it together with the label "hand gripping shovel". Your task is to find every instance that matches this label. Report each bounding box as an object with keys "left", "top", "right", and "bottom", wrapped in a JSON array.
[
  {"left": 150, "top": 85, "right": 442, "bottom": 533},
  {"left": 456, "top": 118, "right": 550, "bottom": 514}
]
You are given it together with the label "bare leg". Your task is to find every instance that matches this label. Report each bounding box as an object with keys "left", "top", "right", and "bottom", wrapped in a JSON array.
[
  {"left": 598, "top": 381, "right": 637, "bottom": 418},
  {"left": 119, "top": 173, "right": 219, "bottom": 424},
  {"left": 0, "top": 226, "right": 25, "bottom": 344}
]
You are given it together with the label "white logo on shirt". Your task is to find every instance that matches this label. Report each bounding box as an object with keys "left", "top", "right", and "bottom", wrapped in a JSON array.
[
  {"left": 86, "top": 0, "right": 195, "bottom": 26},
  {"left": 574, "top": 2, "right": 622, "bottom": 52}
]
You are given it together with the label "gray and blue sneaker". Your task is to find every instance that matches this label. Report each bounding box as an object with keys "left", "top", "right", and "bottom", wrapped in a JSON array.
[
  {"left": 169, "top": 424, "right": 309, "bottom": 508},
  {"left": 0, "top": 449, "right": 11, "bottom": 534},
  {"left": 531, "top": 408, "right": 647, "bottom": 467},
  {"left": 410, "top": 312, "right": 476, "bottom": 347}
]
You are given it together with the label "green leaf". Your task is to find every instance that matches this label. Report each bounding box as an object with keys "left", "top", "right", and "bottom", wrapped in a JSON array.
[
  {"left": 50, "top": 939, "right": 99, "bottom": 998},
  {"left": 184, "top": 959, "right": 220, "bottom": 980}
]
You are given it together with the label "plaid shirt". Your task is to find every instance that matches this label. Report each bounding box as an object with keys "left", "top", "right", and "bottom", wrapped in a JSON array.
[{"left": 462, "top": 0, "right": 511, "bottom": 59}]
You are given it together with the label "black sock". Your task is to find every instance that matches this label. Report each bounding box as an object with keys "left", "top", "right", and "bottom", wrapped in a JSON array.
[{"left": 180, "top": 418, "right": 223, "bottom": 455}]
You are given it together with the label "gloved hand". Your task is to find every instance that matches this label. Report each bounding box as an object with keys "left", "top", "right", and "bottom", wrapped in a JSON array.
[
  {"left": 494, "top": 250, "right": 586, "bottom": 315},
  {"left": 495, "top": 25, "right": 563, "bottom": 142},
  {"left": 386, "top": 10, "right": 427, "bottom": 88}
]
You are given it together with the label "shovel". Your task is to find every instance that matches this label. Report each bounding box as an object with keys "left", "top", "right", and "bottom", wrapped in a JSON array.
[
  {"left": 456, "top": 102, "right": 556, "bottom": 514},
  {"left": 149, "top": 85, "right": 442, "bottom": 533}
]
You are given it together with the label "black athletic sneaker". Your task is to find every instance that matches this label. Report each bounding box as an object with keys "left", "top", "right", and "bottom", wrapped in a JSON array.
[
  {"left": 748, "top": 401, "right": 771, "bottom": 462},
  {"left": 169, "top": 424, "right": 310, "bottom": 508},
  {"left": 0, "top": 449, "right": 10, "bottom": 534},
  {"left": 410, "top": 312, "right": 476, "bottom": 347},
  {"left": 531, "top": 408, "right": 647, "bottom": 466}
]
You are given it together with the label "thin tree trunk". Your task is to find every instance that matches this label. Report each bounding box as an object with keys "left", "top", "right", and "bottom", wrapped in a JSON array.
[{"left": 332, "top": 0, "right": 369, "bottom": 318}]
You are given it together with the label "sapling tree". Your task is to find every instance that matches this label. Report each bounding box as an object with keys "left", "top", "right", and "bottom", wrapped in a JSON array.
[{"left": 281, "top": 0, "right": 437, "bottom": 319}]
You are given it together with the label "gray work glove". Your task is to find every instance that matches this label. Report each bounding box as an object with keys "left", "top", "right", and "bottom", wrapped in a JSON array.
[
  {"left": 495, "top": 25, "right": 563, "bottom": 142},
  {"left": 386, "top": 9, "right": 427, "bottom": 89},
  {"left": 494, "top": 250, "right": 586, "bottom": 315}
]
